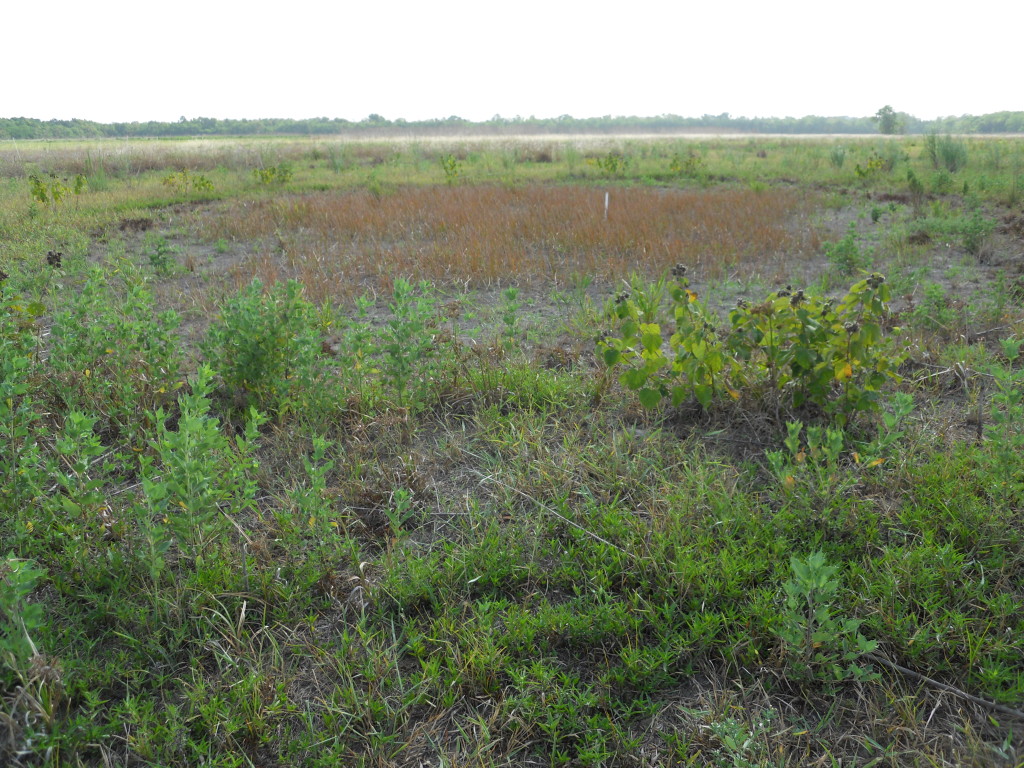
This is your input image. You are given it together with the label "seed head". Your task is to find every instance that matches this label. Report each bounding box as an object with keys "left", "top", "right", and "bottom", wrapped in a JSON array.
[{"left": 443, "top": 300, "right": 462, "bottom": 320}]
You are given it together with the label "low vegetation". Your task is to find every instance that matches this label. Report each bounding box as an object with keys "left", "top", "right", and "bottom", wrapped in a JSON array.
[{"left": 0, "top": 133, "right": 1022, "bottom": 766}]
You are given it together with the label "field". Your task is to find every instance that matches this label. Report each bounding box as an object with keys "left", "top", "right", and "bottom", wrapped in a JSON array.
[{"left": 1, "top": 133, "right": 1023, "bottom": 767}]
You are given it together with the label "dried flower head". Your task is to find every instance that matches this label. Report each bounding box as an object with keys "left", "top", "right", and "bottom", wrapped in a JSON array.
[
  {"left": 29, "top": 653, "right": 63, "bottom": 687},
  {"left": 443, "top": 300, "right": 462, "bottom": 320}
]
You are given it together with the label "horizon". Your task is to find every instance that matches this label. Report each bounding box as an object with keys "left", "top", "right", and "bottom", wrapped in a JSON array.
[{"left": 4, "top": 109, "right": 1017, "bottom": 126}]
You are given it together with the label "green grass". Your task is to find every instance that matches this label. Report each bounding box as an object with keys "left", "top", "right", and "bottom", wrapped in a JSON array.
[{"left": 0, "top": 136, "right": 1023, "bottom": 766}]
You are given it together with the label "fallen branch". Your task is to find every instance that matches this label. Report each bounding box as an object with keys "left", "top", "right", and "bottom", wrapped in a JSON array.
[{"left": 866, "top": 652, "right": 1024, "bottom": 721}]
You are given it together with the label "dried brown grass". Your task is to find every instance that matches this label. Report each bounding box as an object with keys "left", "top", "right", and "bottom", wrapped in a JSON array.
[{"left": 200, "top": 185, "right": 816, "bottom": 301}]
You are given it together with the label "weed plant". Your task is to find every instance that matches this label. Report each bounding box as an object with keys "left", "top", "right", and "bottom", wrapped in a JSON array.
[
  {"left": 777, "top": 551, "right": 879, "bottom": 683},
  {"left": 380, "top": 277, "right": 440, "bottom": 413},
  {"left": 201, "top": 278, "right": 326, "bottom": 417},
  {"left": 601, "top": 271, "right": 904, "bottom": 422},
  {"left": 925, "top": 133, "right": 969, "bottom": 172},
  {"left": 823, "top": 222, "right": 866, "bottom": 276},
  {"left": 47, "top": 266, "right": 183, "bottom": 439}
]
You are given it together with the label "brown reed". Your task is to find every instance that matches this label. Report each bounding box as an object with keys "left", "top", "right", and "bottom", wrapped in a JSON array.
[{"left": 200, "top": 185, "right": 815, "bottom": 299}]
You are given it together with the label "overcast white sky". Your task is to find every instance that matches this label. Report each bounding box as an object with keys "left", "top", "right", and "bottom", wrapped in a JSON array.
[{"left": 4, "top": 0, "right": 1020, "bottom": 124}]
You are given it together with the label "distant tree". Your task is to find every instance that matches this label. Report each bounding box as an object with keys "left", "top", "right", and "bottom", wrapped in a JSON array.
[{"left": 874, "top": 105, "right": 904, "bottom": 135}]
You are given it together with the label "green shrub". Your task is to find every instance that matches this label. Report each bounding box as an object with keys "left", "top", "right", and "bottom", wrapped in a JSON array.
[
  {"left": 144, "top": 233, "right": 176, "bottom": 276},
  {"left": 823, "top": 223, "right": 865, "bottom": 276},
  {"left": 47, "top": 269, "right": 183, "bottom": 436},
  {"left": 0, "top": 289, "right": 46, "bottom": 539},
  {"left": 28, "top": 173, "right": 87, "bottom": 208},
  {"left": 910, "top": 282, "right": 961, "bottom": 335},
  {"left": 777, "top": 552, "right": 879, "bottom": 683},
  {"left": 599, "top": 271, "right": 904, "bottom": 423},
  {"left": 961, "top": 211, "right": 994, "bottom": 256},
  {"left": 381, "top": 278, "right": 439, "bottom": 412},
  {"left": 876, "top": 142, "right": 907, "bottom": 172},
  {"left": 907, "top": 169, "right": 926, "bottom": 213},
  {"left": 983, "top": 345, "right": 1024, "bottom": 500},
  {"left": 591, "top": 152, "right": 629, "bottom": 177},
  {"left": 0, "top": 556, "right": 46, "bottom": 684},
  {"left": 201, "top": 279, "right": 323, "bottom": 414},
  {"left": 854, "top": 152, "right": 886, "bottom": 179},
  {"left": 910, "top": 211, "right": 994, "bottom": 257},
  {"left": 925, "top": 133, "right": 968, "bottom": 172},
  {"left": 252, "top": 164, "right": 293, "bottom": 185},
  {"left": 669, "top": 150, "right": 708, "bottom": 180},
  {"left": 140, "top": 365, "right": 265, "bottom": 572},
  {"left": 161, "top": 169, "right": 213, "bottom": 196},
  {"left": 440, "top": 154, "right": 461, "bottom": 185}
]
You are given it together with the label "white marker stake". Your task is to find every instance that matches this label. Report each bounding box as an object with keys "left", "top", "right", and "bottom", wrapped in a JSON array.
[{"left": 604, "top": 191, "right": 609, "bottom": 221}]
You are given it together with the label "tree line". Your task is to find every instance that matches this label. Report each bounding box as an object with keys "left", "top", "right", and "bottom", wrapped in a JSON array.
[{"left": 2, "top": 111, "right": 1023, "bottom": 140}]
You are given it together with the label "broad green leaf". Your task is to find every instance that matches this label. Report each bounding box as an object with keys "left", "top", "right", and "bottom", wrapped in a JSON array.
[
  {"left": 693, "top": 383, "right": 713, "bottom": 408},
  {"left": 620, "top": 369, "right": 648, "bottom": 390},
  {"left": 637, "top": 388, "right": 662, "bottom": 409},
  {"left": 640, "top": 325, "right": 662, "bottom": 353},
  {"left": 670, "top": 385, "right": 689, "bottom": 406}
]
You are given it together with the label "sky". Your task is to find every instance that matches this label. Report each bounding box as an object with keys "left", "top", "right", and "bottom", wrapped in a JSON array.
[{"left": 4, "top": 0, "right": 1020, "bottom": 124}]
